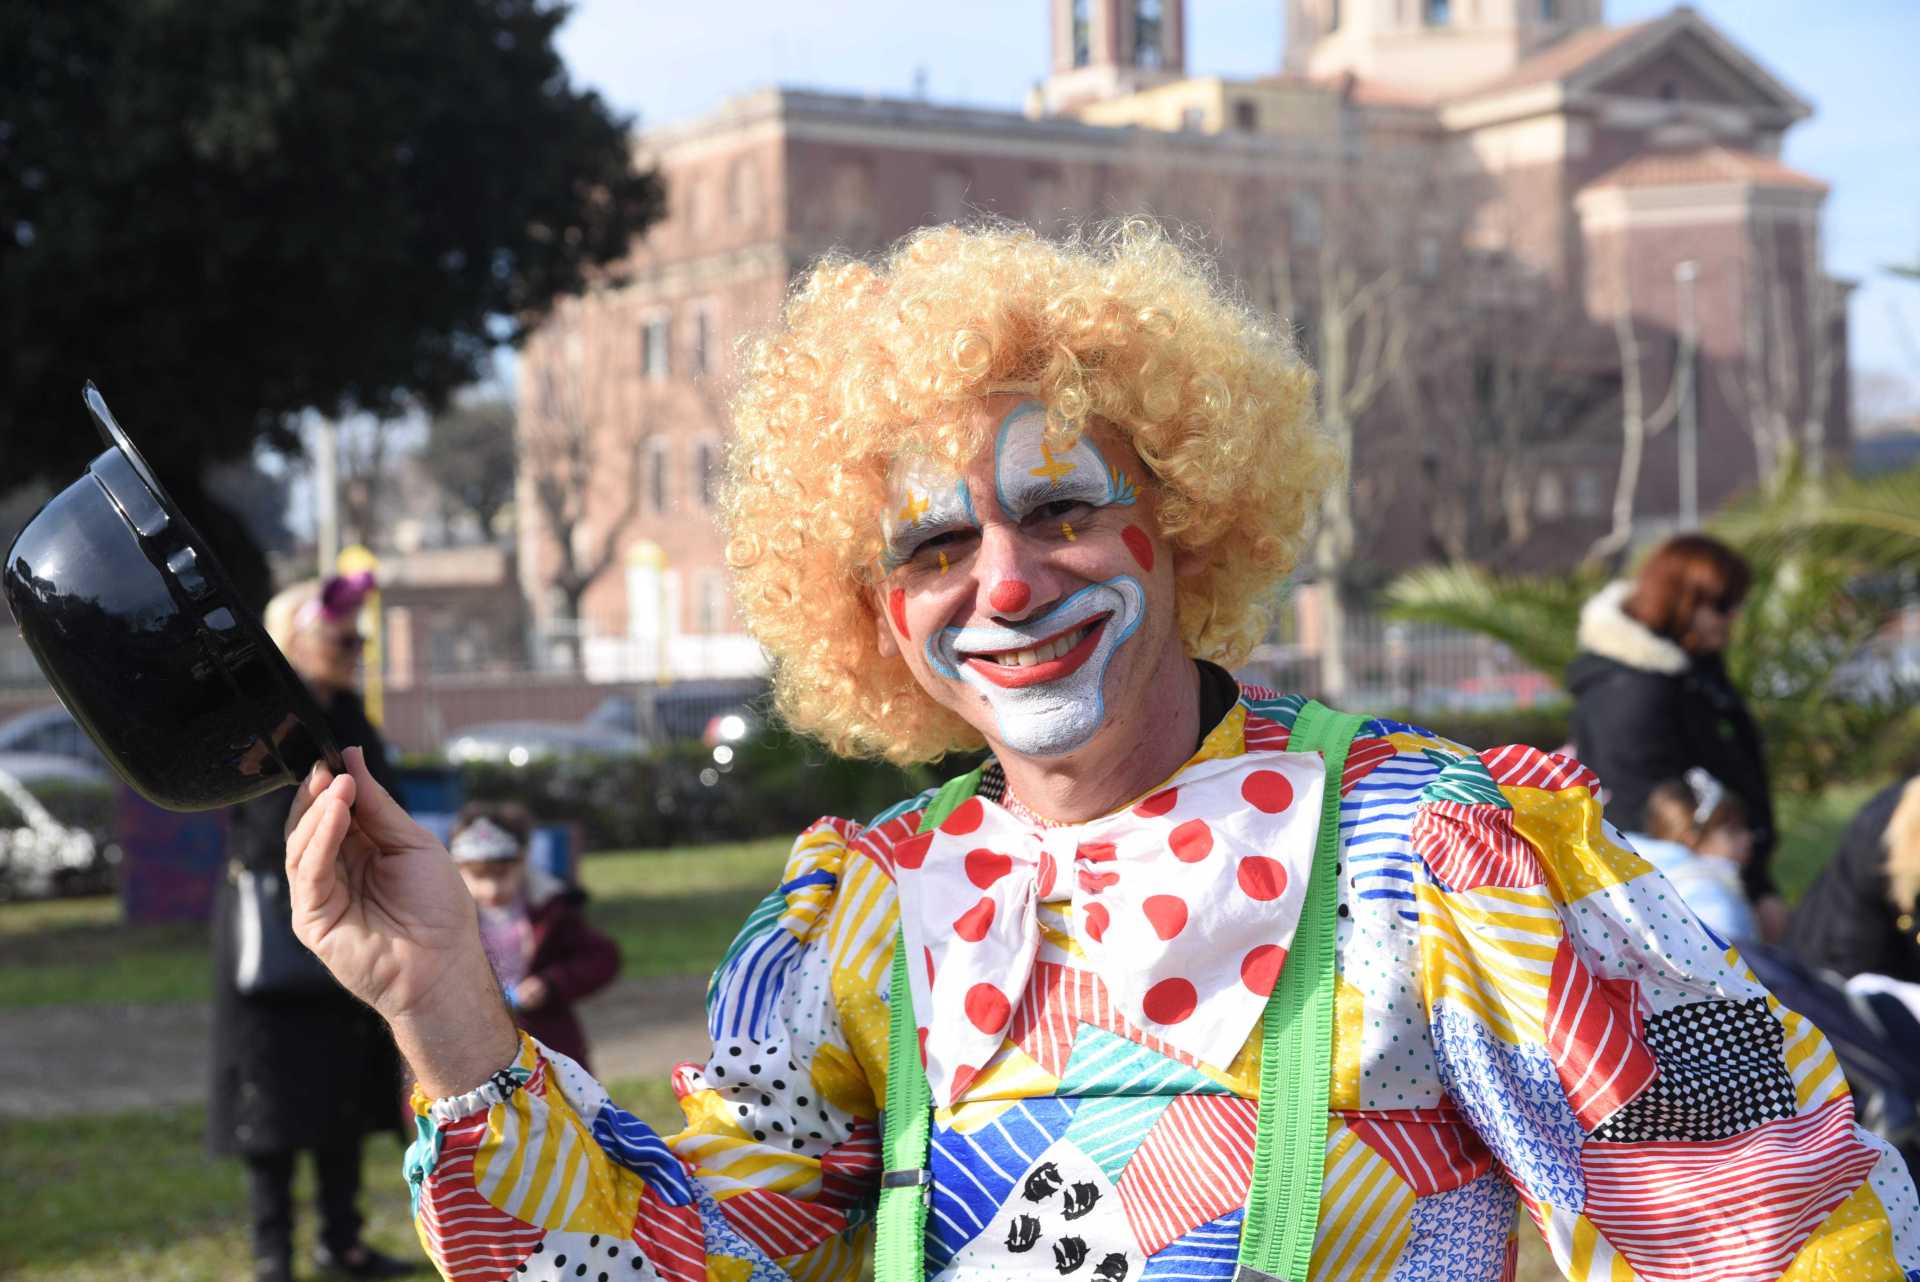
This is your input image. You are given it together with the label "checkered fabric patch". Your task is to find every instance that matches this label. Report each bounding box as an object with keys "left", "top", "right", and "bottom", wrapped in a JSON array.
[{"left": 1591, "top": 997, "right": 1797, "bottom": 1143}]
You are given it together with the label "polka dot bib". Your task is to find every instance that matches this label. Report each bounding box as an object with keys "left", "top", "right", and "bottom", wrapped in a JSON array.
[{"left": 889, "top": 751, "right": 1327, "bottom": 1105}]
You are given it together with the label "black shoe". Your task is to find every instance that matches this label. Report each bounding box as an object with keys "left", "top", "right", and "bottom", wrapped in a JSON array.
[{"left": 313, "top": 1242, "right": 418, "bottom": 1278}]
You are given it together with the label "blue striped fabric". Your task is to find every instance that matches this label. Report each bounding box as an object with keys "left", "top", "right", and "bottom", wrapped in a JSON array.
[
  {"left": 1139, "top": 1207, "right": 1244, "bottom": 1282},
  {"left": 708, "top": 924, "right": 803, "bottom": 1042},
  {"left": 1339, "top": 752, "right": 1443, "bottom": 925},
  {"left": 925, "top": 1099, "right": 1078, "bottom": 1271},
  {"left": 590, "top": 1104, "right": 695, "bottom": 1206}
]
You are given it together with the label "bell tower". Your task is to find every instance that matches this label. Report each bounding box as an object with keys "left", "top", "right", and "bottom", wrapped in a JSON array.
[
  {"left": 1041, "top": 0, "right": 1187, "bottom": 114},
  {"left": 1284, "top": 0, "right": 1604, "bottom": 97}
]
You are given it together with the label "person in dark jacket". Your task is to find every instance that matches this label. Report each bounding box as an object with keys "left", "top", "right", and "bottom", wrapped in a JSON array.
[
  {"left": 1566, "top": 534, "right": 1783, "bottom": 939},
  {"left": 447, "top": 801, "right": 621, "bottom": 1070},
  {"left": 1788, "top": 775, "right": 1920, "bottom": 984},
  {"left": 210, "top": 574, "right": 412, "bottom": 1282}
]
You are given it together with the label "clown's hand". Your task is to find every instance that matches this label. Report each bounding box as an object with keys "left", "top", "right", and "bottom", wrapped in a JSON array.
[{"left": 284, "top": 748, "right": 518, "bottom": 1095}]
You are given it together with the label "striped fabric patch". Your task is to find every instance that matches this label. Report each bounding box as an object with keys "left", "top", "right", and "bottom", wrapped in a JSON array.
[
  {"left": 416, "top": 1112, "right": 549, "bottom": 1281},
  {"left": 925, "top": 1099, "right": 1079, "bottom": 1272},
  {"left": 1010, "top": 961, "right": 1217, "bottom": 1080},
  {"left": 472, "top": 1070, "right": 642, "bottom": 1234},
  {"left": 1139, "top": 1207, "right": 1244, "bottom": 1282},
  {"left": 1116, "top": 1095, "right": 1258, "bottom": 1255},
  {"left": 1420, "top": 750, "right": 1510, "bottom": 808},
  {"left": 714, "top": 1188, "right": 847, "bottom": 1258},
  {"left": 1065, "top": 1094, "right": 1177, "bottom": 1182},
  {"left": 1479, "top": 744, "right": 1599, "bottom": 796},
  {"left": 1544, "top": 938, "right": 1659, "bottom": 1132},
  {"left": 1307, "top": 1127, "right": 1415, "bottom": 1280},
  {"left": 1412, "top": 799, "right": 1544, "bottom": 892},
  {"left": 1346, "top": 1110, "right": 1494, "bottom": 1197},
  {"left": 632, "top": 1184, "right": 705, "bottom": 1282},
  {"left": 1417, "top": 882, "right": 1562, "bottom": 1047},
  {"left": 1579, "top": 1095, "right": 1880, "bottom": 1282}
]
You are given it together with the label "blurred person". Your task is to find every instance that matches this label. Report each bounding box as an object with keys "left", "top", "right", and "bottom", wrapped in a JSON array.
[
  {"left": 210, "top": 573, "right": 412, "bottom": 1282},
  {"left": 1567, "top": 533, "right": 1784, "bottom": 939},
  {"left": 1789, "top": 775, "right": 1920, "bottom": 995},
  {"left": 285, "top": 224, "right": 1917, "bottom": 1281},
  {"left": 1643, "top": 777, "right": 1759, "bottom": 942},
  {"left": 447, "top": 801, "right": 620, "bottom": 1070}
]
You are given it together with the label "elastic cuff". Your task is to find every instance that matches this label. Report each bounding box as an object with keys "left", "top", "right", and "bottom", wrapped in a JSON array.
[{"left": 427, "top": 1064, "right": 531, "bottom": 1126}]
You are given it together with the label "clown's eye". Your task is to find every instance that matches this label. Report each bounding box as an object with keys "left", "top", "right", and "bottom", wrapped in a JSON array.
[
  {"left": 907, "top": 527, "right": 977, "bottom": 563},
  {"left": 1026, "top": 499, "right": 1092, "bottom": 525}
]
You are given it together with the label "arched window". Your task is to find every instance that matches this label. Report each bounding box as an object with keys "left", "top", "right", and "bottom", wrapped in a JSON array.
[
  {"left": 1071, "top": 0, "right": 1091, "bottom": 67},
  {"left": 1134, "top": 0, "right": 1165, "bottom": 68}
]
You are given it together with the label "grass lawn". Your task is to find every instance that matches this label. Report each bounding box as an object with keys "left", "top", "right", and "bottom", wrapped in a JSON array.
[
  {"left": 0, "top": 1078, "right": 683, "bottom": 1280},
  {"left": 0, "top": 837, "right": 792, "bottom": 1009}
]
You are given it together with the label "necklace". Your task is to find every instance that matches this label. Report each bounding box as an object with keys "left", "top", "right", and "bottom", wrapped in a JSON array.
[{"left": 1001, "top": 788, "right": 1074, "bottom": 829}]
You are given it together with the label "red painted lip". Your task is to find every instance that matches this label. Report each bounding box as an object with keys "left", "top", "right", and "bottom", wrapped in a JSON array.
[{"left": 964, "top": 617, "right": 1108, "bottom": 688}]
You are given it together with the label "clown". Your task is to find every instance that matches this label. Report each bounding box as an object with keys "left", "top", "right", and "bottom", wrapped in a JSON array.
[{"left": 286, "top": 223, "right": 1920, "bottom": 1282}]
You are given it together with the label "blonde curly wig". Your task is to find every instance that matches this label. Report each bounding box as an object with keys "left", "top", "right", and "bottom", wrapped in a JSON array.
[{"left": 721, "top": 219, "right": 1341, "bottom": 765}]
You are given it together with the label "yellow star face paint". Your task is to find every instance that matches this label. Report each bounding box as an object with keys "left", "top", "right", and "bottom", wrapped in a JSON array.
[{"left": 1062, "top": 522, "right": 1076, "bottom": 542}]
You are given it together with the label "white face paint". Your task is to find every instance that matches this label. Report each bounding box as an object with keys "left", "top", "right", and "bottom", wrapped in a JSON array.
[
  {"left": 881, "top": 453, "right": 978, "bottom": 572},
  {"left": 928, "top": 576, "right": 1146, "bottom": 757},
  {"left": 991, "top": 399, "right": 1136, "bottom": 519}
]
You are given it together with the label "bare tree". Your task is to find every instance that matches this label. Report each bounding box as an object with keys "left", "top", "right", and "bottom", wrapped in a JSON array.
[
  {"left": 520, "top": 293, "right": 653, "bottom": 670},
  {"left": 1586, "top": 247, "right": 1684, "bottom": 563},
  {"left": 422, "top": 397, "right": 519, "bottom": 540}
]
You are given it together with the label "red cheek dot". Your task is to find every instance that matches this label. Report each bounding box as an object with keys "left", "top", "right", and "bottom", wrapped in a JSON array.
[
  {"left": 887, "top": 588, "right": 909, "bottom": 637},
  {"left": 1169, "top": 819, "right": 1214, "bottom": 863},
  {"left": 1133, "top": 788, "right": 1178, "bottom": 818},
  {"left": 1122, "top": 525, "right": 1155, "bottom": 573},
  {"left": 1143, "top": 894, "right": 1189, "bottom": 940},
  {"left": 1237, "top": 856, "right": 1288, "bottom": 901},
  {"left": 953, "top": 896, "right": 996, "bottom": 942},
  {"left": 1242, "top": 769, "right": 1295, "bottom": 814},
  {"left": 1241, "top": 944, "right": 1287, "bottom": 996},
  {"left": 1143, "top": 977, "right": 1198, "bottom": 1025},
  {"left": 988, "top": 579, "right": 1032, "bottom": 615},
  {"left": 942, "top": 797, "right": 984, "bottom": 835},
  {"left": 964, "top": 983, "right": 1011, "bottom": 1035}
]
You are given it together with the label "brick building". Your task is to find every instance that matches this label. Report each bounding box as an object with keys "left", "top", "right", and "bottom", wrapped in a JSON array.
[{"left": 515, "top": 0, "right": 1844, "bottom": 676}]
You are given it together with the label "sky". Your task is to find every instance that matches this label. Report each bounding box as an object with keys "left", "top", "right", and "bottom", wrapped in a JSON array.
[{"left": 552, "top": 0, "right": 1920, "bottom": 397}]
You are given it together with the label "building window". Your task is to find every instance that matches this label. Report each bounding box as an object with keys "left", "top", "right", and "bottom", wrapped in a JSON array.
[
  {"left": 694, "top": 440, "right": 719, "bottom": 508},
  {"left": 1072, "top": 0, "right": 1090, "bottom": 67},
  {"left": 682, "top": 177, "right": 707, "bottom": 230},
  {"left": 696, "top": 571, "right": 730, "bottom": 635},
  {"left": 1232, "top": 100, "right": 1258, "bottom": 132},
  {"left": 649, "top": 439, "right": 672, "bottom": 514},
  {"left": 1425, "top": 0, "right": 1451, "bottom": 25},
  {"left": 1133, "top": 0, "right": 1165, "bottom": 68},
  {"left": 1535, "top": 471, "right": 1566, "bottom": 520},
  {"left": 1291, "top": 190, "right": 1323, "bottom": 248},
  {"left": 1179, "top": 106, "right": 1206, "bottom": 130},
  {"left": 1028, "top": 168, "right": 1061, "bottom": 223},
  {"left": 640, "top": 313, "right": 671, "bottom": 381},
  {"left": 689, "top": 304, "right": 711, "bottom": 377},
  {"left": 1539, "top": 0, "right": 1559, "bottom": 18},
  {"left": 1572, "top": 470, "right": 1606, "bottom": 517},
  {"left": 729, "top": 157, "right": 760, "bottom": 225},
  {"left": 1659, "top": 79, "right": 1678, "bottom": 101},
  {"left": 932, "top": 165, "right": 971, "bottom": 221},
  {"left": 1329, "top": 0, "right": 1341, "bottom": 31}
]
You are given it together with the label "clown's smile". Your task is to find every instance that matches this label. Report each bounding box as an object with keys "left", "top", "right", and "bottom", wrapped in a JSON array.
[{"left": 962, "top": 615, "right": 1108, "bottom": 686}]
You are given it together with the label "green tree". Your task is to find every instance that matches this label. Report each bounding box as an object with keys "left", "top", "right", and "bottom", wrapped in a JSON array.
[{"left": 2, "top": 0, "right": 662, "bottom": 598}]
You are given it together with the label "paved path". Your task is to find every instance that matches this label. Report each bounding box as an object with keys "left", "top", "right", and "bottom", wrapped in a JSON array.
[{"left": 0, "top": 974, "right": 711, "bottom": 1120}]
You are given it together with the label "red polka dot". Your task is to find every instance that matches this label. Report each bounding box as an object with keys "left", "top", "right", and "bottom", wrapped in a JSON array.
[
  {"left": 917, "top": 1026, "right": 929, "bottom": 1067},
  {"left": 989, "top": 579, "right": 1032, "bottom": 615},
  {"left": 1083, "top": 902, "right": 1111, "bottom": 942},
  {"left": 888, "top": 588, "right": 909, "bottom": 637},
  {"left": 1077, "top": 840, "right": 1117, "bottom": 863},
  {"left": 1036, "top": 850, "right": 1057, "bottom": 898},
  {"left": 1241, "top": 769, "right": 1295, "bottom": 814},
  {"left": 942, "top": 797, "right": 984, "bottom": 836},
  {"left": 892, "top": 832, "right": 934, "bottom": 870},
  {"left": 953, "top": 897, "right": 996, "bottom": 942},
  {"left": 1143, "top": 895, "right": 1189, "bottom": 941},
  {"left": 1169, "top": 819, "right": 1214, "bottom": 863},
  {"left": 1078, "top": 867, "right": 1120, "bottom": 893},
  {"left": 1237, "top": 856, "right": 1288, "bottom": 901},
  {"left": 950, "top": 1064, "right": 980, "bottom": 1102},
  {"left": 1133, "top": 788, "right": 1178, "bottom": 818},
  {"left": 1122, "top": 524, "right": 1156, "bottom": 573},
  {"left": 924, "top": 946, "right": 936, "bottom": 985},
  {"left": 965, "top": 848, "right": 1013, "bottom": 888},
  {"left": 1241, "top": 944, "right": 1287, "bottom": 996},
  {"left": 1143, "top": 977, "right": 1198, "bottom": 1025},
  {"left": 964, "top": 983, "right": 1011, "bottom": 1034}
]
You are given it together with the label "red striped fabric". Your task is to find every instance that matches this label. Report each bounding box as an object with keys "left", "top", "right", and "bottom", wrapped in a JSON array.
[
  {"left": 1347, "top": 1113, "right": 1495, "bottom": 1196},
  {"left": 1411, "top": 799, "right": 1544, "bottom": 890},
  {"left": 1545, "top": 938, "right": 1659, "bottom": 1130},
  {"left": 853, "top": 812, "right": 922, "bottom": 876},
  {"left": 818, "top": 1121, "right": 881, "bottom": 1210},
  {"left": 1339, "top": 735, "right": 1400, "bottom": 794},
  {"left": 1241, "top": 709, "right": 1290, "bottom": 752},
  {"left": 415, "top": 1117, "right": 548, "bottom": 1282},
  {"left": 634, "top": 1184, "right": 707, "bottom": 1282},
  {"left": 1117, "top": 1095, "right": 1260, "bottom": 1254},
  {"left": 1009, "top": 961, "right": 1211, "bottom": 1078},
  {"left": 1478, "top": 744, "right": 1599, "bottom": 795},
  {"left": 1580, "top": 1095, "right": 1880, "bottom": 1281},
  {"left": 717, "top": 1189, "right": 848, "bottom": 1257}
]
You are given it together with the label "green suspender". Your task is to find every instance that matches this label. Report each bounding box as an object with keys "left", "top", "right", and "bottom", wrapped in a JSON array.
[
  {"left": 1236, "top": 699, "right": 1366, "bottom": 1282},
  {"left": 876, "top": 702, "right": 1363, "bottom": 1282}
]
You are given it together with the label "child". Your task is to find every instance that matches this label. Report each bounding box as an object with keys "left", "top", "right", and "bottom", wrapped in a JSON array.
[
  {"left": 1644, "top": 776, "right": 1759, "bottom": 942},
  {"left": 447, "top": 802, "right": 621, "bottom": 1071}
]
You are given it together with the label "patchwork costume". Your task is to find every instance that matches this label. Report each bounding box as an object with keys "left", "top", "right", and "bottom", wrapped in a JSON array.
[{"left": 405, "top": 688, "right": 1920, "bottom": 1282}]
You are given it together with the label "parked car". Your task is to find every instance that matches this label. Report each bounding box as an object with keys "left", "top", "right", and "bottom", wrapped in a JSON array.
[
  {"left": 443, "top": 720, "right": 649, "bottom": 767},
  {"left": 0, "top": 705, "right": 108, "bottom": 774},
  {"left": 0, "top": 760, "right": 116, "bottom": 900},
  {"left": 586, "top": 679, "right": 768, "bottom": 743}
]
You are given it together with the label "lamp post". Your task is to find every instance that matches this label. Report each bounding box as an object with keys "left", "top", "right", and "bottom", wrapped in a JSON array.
[{"left": 1673, "top": 260, "right": 1700, "bottom": 528}]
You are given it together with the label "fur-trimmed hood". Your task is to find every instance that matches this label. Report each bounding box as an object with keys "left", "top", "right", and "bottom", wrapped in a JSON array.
[{"left": 1573, "top": 580, "right": 1689, "bottom": 677}]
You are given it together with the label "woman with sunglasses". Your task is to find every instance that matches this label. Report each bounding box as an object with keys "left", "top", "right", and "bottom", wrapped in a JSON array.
[
  {"left": 209, "top": 572, "right": 414, "bottom": 1282},
  {"left": 1567, "top": 534, "right": 1783, "bottom": 940}
]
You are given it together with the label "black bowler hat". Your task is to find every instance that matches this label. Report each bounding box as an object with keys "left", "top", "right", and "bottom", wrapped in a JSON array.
[{"left": 3, "top": 385, "right": 344, "bottom": 811}]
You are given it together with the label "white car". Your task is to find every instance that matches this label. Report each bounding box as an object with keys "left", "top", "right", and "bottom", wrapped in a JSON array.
[{"left": 0, "top": 761, "right": 113, "bottom": 900}]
